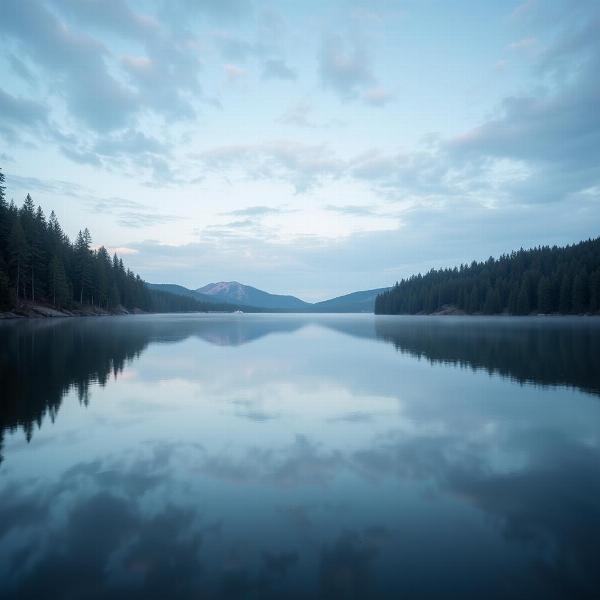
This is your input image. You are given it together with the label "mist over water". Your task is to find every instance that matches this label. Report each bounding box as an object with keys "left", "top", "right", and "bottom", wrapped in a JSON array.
[{"left": 1, "top": 314, "right": 599, "bottom": 599}]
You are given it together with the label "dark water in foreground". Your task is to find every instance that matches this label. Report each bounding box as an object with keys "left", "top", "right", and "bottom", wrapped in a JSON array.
[{"left": 0, "top": 314, "right": 599, "bottom": 599}]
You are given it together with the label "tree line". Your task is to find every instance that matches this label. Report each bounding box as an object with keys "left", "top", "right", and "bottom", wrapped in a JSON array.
[
  {"left": 375, "top": 237, "right": 600, "bottom": 315},
  {"left": 0, "top": 168, "right": 221, "bottom": 313}
]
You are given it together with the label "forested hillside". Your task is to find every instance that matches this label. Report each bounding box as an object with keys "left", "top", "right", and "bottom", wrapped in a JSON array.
[
  {"left": 375, "top": 238, "right": 600, "bottom": 315},
  {"left": 0, "top": 169, "right": 222, "bottom": 314}
]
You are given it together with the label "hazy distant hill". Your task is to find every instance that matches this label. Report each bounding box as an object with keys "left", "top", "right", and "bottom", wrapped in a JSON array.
[
  {"left": 147, "top": 283, "right": 215, "bottom": 303},
  {"left": 196, "top": 281, "right": 311, "bottom": 311},
  {"left": 146, "top": 283, "right": 262, "bottom": 312},
  {"left": 148, "top": 281, "right": 387, "bottom": 312},
  {"left": 311, "top": 287, "right": 390, "bottom": 313}
]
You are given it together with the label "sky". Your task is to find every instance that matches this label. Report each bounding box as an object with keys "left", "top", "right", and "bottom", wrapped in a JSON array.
[{"left": 1, "top": 0, "right": 599, "bottom": 301}]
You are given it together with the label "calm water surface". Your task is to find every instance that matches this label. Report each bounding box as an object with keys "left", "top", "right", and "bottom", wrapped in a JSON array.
[{"left": 1, "top": 314, "right": 599, "bottom": 599}]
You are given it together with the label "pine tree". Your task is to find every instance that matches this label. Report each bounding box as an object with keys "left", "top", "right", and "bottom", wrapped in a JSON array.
[
  {"left": 0, "top": 167, "right": 6, "bottom": 204},
  {"left": 74, "top": 229, "right": 93, "bottom": 304},
  {"left": 590, "top": 269, "right": 600, "bottom": 313},
  {"left": 537, "top": 276, "right": 554, "bottom": 314},
  {"left": 0, "top": 255, "right": 12, "bottom": 310},
  {"left": 29, "top": 205, "right": 47, "bottom": 302},
  {"left": 483, "top": 287, "right": 500, "bottom": 314},
  {"left": 559, "top": 274, "right": 572, "bottom": 313},
  {"left": 0, "top": 167, "right": 8, "bottom": 254},
  {"left": 0, "top": 171, "right": 223, "bottom": 315},
  {"left": 468, "top": 285, "right": 479, "bottom": 313},
  {"left": 516, "top": 279, "right": 531, "bottom": 315},
  {"left": 8, "top": 219, "right": 28, "bottom": 300},
  {"left": 109, "top": 282, "right": 120, "bottom": 309},
  {"left": 572, "top": 270, "right": 589, "bottom": 314},
  {"left": 49, "top": 256, "right": 70, "bottom": 307},
  {"left": 375, "top": 238, "right": 600, "bottom": 315}
]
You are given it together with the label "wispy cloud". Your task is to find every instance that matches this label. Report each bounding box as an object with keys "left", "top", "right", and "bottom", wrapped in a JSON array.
[
  {"left": 262, "top": 58, "right": 297, "bottom": 80},
  {"left": 319, "top": 33, "right": 374, "bottom": 101},
  {"left": 221, "top": 206, "right": 293, "bottom": 217},
  {"left": 362, "top": 87, "right": 395, "bottom": 107},
  {"left": 193, "top": 141, "right": 344, "bottom": 192}
]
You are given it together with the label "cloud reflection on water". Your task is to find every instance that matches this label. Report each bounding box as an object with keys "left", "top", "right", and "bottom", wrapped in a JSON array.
[{"left": 0, "top": 315, "right": 599, "bottom": 598}]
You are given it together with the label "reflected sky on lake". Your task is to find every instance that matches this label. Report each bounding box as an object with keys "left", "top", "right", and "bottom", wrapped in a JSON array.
[{"left": 1, "top": 315, "right": 599, "bottom": 599}]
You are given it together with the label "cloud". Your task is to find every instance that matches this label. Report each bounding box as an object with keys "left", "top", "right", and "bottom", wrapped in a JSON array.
[
  {"left": 262, "top": 58, "right": 297, "bottom": 80},
  {"left": 54, "top": 0, "right": 204, "bottom": 122},
  {"left": 164, "top": 0, "right": 251, "bottom": 24},
  {"left": 214, "top": 32, "right": 265, "bottom": 61},
  {"left": 59, "top": 129, "right": 181, "bottom": 185},
  {"left": 319, "top": 33, "right": 374, "bottom": 100},
  {"left": 0, "top": 0, "right": 137, "bottom": 132},
  {"left": 508, "top": 36, "right": 537, "bottom": 50},
  {"left": 217, "top": 219, "right": 256, "bottom": 229},
  {"left": 278, "top": 101, "right": 345, "bottom": 130},
  {"left": 447, "top": 29, "right": 600, "bottom": 203},
  {"left": 0, "top": 88, "right": 49, "bottom": 140},
  {"left": 319, "top": 528, "right": 388, "bottom": 598},
  {"left": 221, "top": 206, "right": 291, "bottom": 217},
  {"left": 351, "top": 428, "right": 600, "bottom": 593},
  {"left": 4, "top": 173, "right": 182, "bottom": 230},
  {"left": 194, "top": 141, "right": 344, "bottom": 192},
  {"left": 0, "top": 0, "right": 205, "bottom": 174},
  {"left": 279, "top": 101, "right": 315, "bottom": 128},
  {"left": 5, "top": 174, "right": 83, "bottom": 197},
  {"left": 117, "top": 211, "right": 183, "bottom": 228},
  {"left": 82, "top": 193, "right": 183, "bottom": 229},
  {"left": 93, "top": 130, "right": 169, "bottom": 158},
  {"left": 224, "top": 63, "right": 247, "bottom": 82},
  {"left": 195, "top": 434, "right": 345, "bottom": 487},
  {"left": 6, "top": 53, "right": 36, "bottom": 85},
  {"left": 325, "top": 204, "right": 381, "bottom": 217},
  {"left": 0, "top": 450, "right": 206, "bottom": 599},
  {"left": 106, "top": 246, "right": 138, "bottom": 256},
  {"left": 362, "top": 87, "right": 394, "bottom": 107}
]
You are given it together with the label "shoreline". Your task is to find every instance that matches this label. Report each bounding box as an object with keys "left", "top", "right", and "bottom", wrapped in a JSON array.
[
  {"left": 0, "top": 302, "right": 148, "bottom": 320},
  {"left": 2, "top": 305, "right": 599, "bottom": 320}
]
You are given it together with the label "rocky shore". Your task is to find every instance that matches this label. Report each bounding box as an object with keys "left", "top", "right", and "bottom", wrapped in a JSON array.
[{"left": 0, "top": 302, "right": 143, "bottom": 320}]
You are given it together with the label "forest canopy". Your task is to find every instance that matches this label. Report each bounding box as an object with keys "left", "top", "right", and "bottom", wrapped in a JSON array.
[
  {"left": 0, "top": 168, "right": 223, "bottom": 314},
  {"left": 375, "top": 237, "right": 600, "bottom": 315}
]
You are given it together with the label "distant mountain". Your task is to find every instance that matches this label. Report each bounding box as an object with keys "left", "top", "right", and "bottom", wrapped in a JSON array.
[
  {"left": 148, "top": 283, "right": 214, "bottom": 303},
  {"left": 146, "top": 283, "right": 261, "bottom": 312},
  {"left": 148, "top": 281, "right": 388, "bottom": 313},
  {"left": 311, "top": 287, "right": 390, "bottom": 313},
  {"left": 196, "top": 281, "right": 310, "bottom": 311}
]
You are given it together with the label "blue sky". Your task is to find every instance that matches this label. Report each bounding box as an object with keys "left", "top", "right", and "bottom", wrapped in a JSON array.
[{"left": 1, "top": 0, "right": 599, "bottom": 300}]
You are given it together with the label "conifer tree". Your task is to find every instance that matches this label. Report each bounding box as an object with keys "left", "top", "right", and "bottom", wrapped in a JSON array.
[
  {"left": 375, "top": 238, "right": 600, "bottom": 315},
  {"left": 49, "top": 256, "right": 69, "bottom": 307},
  {"left": 8, "top": 219, "right": 28, "bottom": 300},
  {"left": 537, "top": 276, "right": 554, "bottom": 314},
  {"left": 572, "top": 271, "right": 589, "bottom": 313},
  {"left": 0, "top": 171, "right": 223, "bottom": 314}
]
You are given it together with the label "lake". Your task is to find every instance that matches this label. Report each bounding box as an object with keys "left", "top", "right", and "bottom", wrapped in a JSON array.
[{"left": 1, "top": 314, "right": 599, "bottom": 599}]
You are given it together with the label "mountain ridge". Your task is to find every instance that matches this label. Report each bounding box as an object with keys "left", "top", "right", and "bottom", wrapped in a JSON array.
[
  {"left": 196, "top": 281, "right": 310, "bottom": 311},
  {"left": 148, "top": 281, "right": 389, "bottom": 313}
]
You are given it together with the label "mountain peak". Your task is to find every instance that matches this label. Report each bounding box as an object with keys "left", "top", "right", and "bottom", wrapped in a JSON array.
[{"left": 195, "top": 281, "right": 308, "bottom": 310}]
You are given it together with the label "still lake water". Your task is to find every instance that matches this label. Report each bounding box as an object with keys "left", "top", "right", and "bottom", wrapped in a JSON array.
[{"left": 0, "top": 314, "right": 599, "bottom": 599}]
